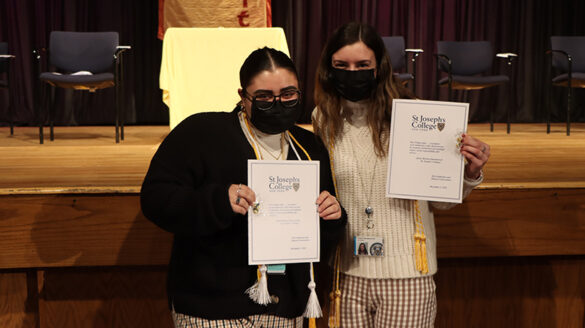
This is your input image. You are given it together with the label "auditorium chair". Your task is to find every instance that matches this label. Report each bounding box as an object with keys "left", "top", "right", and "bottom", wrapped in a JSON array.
[
  {"left": 0, "top": 42, "right": 15, "bottom": 135},
  {"left": 382, "top": 36, "right": 423, "bottom": 95},
  {"left": 435, "top": 41, "right": 517, "bottom": 133},
  {"left": 34, "top": 31, "right": 131, "bottom": 144},
  {"left": 546, "top": 36, "right": 585, "bottom": 136}
]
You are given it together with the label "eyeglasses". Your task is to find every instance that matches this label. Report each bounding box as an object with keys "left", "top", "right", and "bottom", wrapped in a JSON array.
[{"left": 245, "top": 90, "right": 301, "bottom": 110}]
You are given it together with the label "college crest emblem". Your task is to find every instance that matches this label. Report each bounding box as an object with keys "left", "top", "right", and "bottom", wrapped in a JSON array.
[
  {"left": 437, "top": 122, "right": 445, "bottom": 131},
  {"left": 293, "top": 182, "right": 300, "bottom": 191}
]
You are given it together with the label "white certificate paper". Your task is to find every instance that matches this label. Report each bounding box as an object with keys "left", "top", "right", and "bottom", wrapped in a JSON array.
[
  {"left": 386, "top": 99, "right": 469, "bottom": 203},
  {"left": 248, "top": 160, "right": 320, "bottom": 265}
]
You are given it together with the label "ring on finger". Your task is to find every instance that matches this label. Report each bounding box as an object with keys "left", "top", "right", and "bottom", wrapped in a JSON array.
[
  {"left": 481, "top": 146, "right": 486, "bottom": 153},
  {"left": 236, "top": 196, "right": 241, "bottom": 205}
]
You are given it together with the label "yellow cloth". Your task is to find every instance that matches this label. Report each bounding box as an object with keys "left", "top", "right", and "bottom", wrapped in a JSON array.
[{"left": 160, "top": 27, "right": 290, "bottom": 129}]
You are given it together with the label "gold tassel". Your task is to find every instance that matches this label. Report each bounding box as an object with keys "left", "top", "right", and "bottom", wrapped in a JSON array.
[
  {"left": 309, "top": 318, "right": 317, "bottom": 328},
  {"left": 334, "top": 289, "right": 341, "bottom": 327},
  {"left": 328, "top": 291, "right": 336, "bottom": 327},
  {"left": 414, "top": 232, "right": 428, "bottom": 274},
  {"left": 414, "top": 201, "right": 429, "bottom": 274},
  {"left": 328, "top": 246, "right": 342, "bottom": 328},
  {"left": 421, "top": 237, "right": 428, "bottom": 273}
]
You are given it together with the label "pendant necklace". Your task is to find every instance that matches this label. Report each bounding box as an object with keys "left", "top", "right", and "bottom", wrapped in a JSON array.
[{"left": 348, "top": 126, "right": 378, "bottom": 230}]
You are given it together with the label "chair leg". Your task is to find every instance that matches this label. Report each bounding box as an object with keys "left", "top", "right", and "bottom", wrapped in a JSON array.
[
  {"left": 507, "top": 83, "right": 512, "bottom": 134},
  {"left": 49, "top": 86, "right": 55, "bottom": 141},
  {"left": 115, "top": 83, "right": 120, "bottom": 143},
  {"left": 435, "top": 65, "right": 440, "bottom": 101},
  {"left": 567, "top": 87, "right": 571, "bottom": 136},
  {"left": 120, "top": 81, "right": 125, "bottom": 141},
  {"left": 490, "top": 98, "right": 494, "bottom": 133},
  {"left": 37, "top": 82, "right": 45, "bottom": 144},
  {"left": 412, "top": 61, "right": 417, "bottom": 97},
  {"left": 6, "top": 87, "right": 13, "bottom": 135},
  {"left": 546, "top": 85, "right": 551, "bottom": 134}
]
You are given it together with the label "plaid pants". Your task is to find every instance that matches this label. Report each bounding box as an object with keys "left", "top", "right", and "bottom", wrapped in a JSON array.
[
  {"left": 340, "top": 274, "right": 436, "bottom": 328},
  {"left": 172, "top": 311, "right": 303, "bottom": 328}
]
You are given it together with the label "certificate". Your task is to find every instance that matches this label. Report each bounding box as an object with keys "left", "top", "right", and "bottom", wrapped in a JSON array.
[
  {"left": 248, "top": 160, "right": 320, "bottom": 264},
  {"left": 386, "top": 99, "right": 469, "bottom": 203}
]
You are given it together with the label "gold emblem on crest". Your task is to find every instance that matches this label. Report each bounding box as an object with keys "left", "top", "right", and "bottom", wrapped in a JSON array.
[
  {"left": 293, "top": 182, "right": 300, "bottom": 192},
  {"left": 437, "top": 122, "right": 445, "bottom": 131}
]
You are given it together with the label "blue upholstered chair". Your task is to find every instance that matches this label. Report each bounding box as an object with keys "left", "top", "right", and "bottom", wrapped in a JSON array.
[
  {"left": 382, "top": 36, "right": 423, "bottom": 95},
  {"left": 547, "top": 36, "right": 585, "bottom": 136},
  {"left": 34, "top": 31, "right": 130, "bottom": 144},
  {"left": 435, "top": 41, "right": 517, "bottom": 133},
  {"left": 0, "top": 42, "right": 15, "bottom": 135}
]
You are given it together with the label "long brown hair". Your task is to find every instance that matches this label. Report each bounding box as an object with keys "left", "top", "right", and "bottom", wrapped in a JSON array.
[{"left": 313, "top": 22, "right": 413, "bottom": 156}]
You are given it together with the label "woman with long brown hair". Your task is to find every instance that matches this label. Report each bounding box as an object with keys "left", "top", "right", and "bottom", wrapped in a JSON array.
[{"left": 313, "top": 22, "right": 490, "bottom": 327}]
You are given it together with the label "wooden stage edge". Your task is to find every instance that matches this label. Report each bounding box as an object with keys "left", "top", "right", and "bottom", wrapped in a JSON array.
[{"left": 1, "top": 122, "right": 585, "bottom": 195}]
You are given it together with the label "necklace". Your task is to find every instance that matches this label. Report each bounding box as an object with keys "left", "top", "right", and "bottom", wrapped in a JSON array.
[
  {"left": 347, "top": 124, "right": 378, "bottom": 230},
  {"left": 255, "top": 133, "right": 285, "bottom": 160}
]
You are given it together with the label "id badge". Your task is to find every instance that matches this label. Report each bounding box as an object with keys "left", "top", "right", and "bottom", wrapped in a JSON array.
[
  {"left": 354, "top": 236, "right": 384, "bottom": 257},
  {"left": 266, "top": 264, "right": 286, "bottom": 275}
]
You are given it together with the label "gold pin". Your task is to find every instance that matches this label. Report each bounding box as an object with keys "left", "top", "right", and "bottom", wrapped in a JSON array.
[{"left": 252, "top": 202, "right": 261, "bottom": 214}]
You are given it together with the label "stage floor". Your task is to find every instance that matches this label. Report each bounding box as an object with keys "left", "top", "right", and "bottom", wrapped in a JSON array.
[{"left": 1, "top": 123, "right": 584, "bottom": 194}]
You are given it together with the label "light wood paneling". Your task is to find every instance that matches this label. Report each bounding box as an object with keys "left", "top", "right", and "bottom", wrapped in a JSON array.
[
  {"left": 0, "top": 194, "right": 172, "bottom": 269},
  {"left": 434, "top": 188, "right": 585, "bottom": 257}
]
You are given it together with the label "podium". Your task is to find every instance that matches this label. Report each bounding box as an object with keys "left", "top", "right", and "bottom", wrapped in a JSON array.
[{"left": 160, "top": 27, "right": 290, "bottom": 129}]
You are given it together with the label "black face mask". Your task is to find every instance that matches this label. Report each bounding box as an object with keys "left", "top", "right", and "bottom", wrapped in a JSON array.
[
  {"left": 331, "top": 68, "right": 376, "bottom": 102},
  {"left": 250, "top": 99, "right": 302, "bottom": 134}
]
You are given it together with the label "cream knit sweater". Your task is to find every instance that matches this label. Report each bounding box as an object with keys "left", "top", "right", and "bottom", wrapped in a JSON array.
[{"left": 325, "top": 102, "right": 482, "bottom": 279}]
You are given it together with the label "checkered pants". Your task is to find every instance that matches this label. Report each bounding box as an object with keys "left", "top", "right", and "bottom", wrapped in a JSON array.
[
  {"left": 340, "top": 274, "right": 436, "bottom": 328},
  {"left": 172, "top": 311, "right": 303, "bottom": 328}
]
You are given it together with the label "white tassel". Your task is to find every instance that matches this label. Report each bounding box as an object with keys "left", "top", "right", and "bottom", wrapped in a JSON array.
[
  {"left": 245, "top": 265, "right": 272, "bottom": 305},
  {"left": 303, "top": 263, "right": 323, "bottom": 319}
]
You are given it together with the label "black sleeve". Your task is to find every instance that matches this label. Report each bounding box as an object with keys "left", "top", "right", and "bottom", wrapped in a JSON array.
[{"left": 140, "top": 119, "right": 236, "bottom": 236}]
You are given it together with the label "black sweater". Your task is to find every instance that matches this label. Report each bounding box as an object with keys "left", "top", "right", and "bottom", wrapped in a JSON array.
[{"left": 140, "top": 109, "right": 347, "bottom": 319}]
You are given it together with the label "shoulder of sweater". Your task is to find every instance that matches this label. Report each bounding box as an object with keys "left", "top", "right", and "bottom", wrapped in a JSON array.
[
  {"left": 168, "top": 111, "right": 238, "bottom": 139},
  {"left": 157, "top": 111, "right": 239, "bottom": 155}
]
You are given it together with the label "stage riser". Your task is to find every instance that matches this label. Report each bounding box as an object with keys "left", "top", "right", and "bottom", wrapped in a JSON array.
[{"left": 1, "top": 189, "right": 584, "bottom": 270}]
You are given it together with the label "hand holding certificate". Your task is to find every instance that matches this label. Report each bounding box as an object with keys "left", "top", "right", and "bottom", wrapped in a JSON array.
[{"left": 386, "top": 99, "right": 469, "bottom": 203}]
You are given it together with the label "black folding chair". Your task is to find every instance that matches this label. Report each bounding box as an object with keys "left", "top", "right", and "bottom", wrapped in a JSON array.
[
  {"left": 34, "top": 31, "right": 130, "bottom": 143},
  {"left": 382, "top": 36, "right": 423, "bottom": 95},
  {"left": 0, "top": 42, "right": 15, "bottom": 135},
  {"left": 546, "top": 36, "right": 585, "bottom": 136},
  {"left": 435, "top": 41, "right": 516, "bottom": 133}
]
